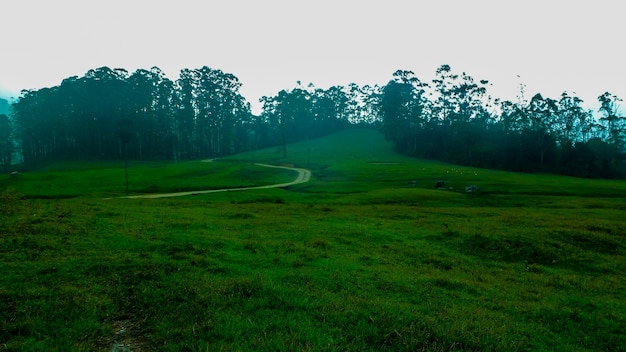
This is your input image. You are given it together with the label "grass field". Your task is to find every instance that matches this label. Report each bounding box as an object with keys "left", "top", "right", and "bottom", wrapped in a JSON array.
[{"left": 1, "top": 129, "right": 625, "bottom": 351}]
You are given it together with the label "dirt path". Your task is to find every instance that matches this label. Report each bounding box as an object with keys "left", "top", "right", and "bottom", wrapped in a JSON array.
[{"left": 120, "top": 163, "right": 311, "bottom": 199}]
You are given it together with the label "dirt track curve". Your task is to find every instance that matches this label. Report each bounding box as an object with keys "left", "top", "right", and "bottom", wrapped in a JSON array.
[{"left": 120, "top": 163, "right": 311, "bottom": 199}]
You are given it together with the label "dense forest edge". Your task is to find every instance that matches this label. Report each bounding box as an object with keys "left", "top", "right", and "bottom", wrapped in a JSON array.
[{"left": 1, "top": 64, "right": 624, "bottom": 178}]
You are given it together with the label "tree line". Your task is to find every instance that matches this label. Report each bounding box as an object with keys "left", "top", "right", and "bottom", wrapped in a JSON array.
[
  {"left": 9, "top": 66, "right": 251, "bottom": 163},
  {"left": 3, "top": 66, "right": 365, "bottom": 168},
  {"left": 1, "top": 64, "right": 624, "bottom": 178},
  {"left": 379, "top": 66, "right": 625, "bottom": 178}
]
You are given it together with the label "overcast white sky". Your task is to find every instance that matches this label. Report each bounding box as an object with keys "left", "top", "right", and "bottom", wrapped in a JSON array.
[{"left": 1, "top": 0, "right": 624, "bottom": 115}]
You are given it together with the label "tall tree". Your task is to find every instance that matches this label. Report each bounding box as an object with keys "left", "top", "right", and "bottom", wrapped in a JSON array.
[
  {"left": 430, "top": 65, "right": 491, "bottom": 162},
  {"left": 379, "top": 70, "right": 428, "bottom": 154},
  {"left": 191, "top": 66, "right": 251, "bottom": 157},
  {"left": 260, "top": 86, "right": 315, "bottom": 158},
  {"left": 526, "top": 93, "right": 558, "bottom": 170},
  {"left": 598, "top": 92, "right": 625, "bottom": 165},
  {"left": 555, "top": 91, "right": 593, "bottom": 149},
  {"left": 174, "top": 69, "right": 197, "bottom": 159}
]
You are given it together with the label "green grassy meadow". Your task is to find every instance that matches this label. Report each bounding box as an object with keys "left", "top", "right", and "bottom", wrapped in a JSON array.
[{"left": 1, "top": 129, "right": 625, "bottom": 351}]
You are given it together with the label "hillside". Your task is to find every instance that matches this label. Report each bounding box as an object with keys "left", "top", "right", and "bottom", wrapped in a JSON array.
[
  {"left": 1, "top": 128, "right": 625, "bottom": 351},
  {"left": 7, "top": 128, "right": 626, "bottom": 199},
  {"left": 226, "top": 128, "right": 626, "bottom": 199}
]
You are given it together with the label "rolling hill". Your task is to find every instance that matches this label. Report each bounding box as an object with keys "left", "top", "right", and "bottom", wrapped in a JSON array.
[{"left": 1, "top": 128, "right": 624, "bottom": 351}]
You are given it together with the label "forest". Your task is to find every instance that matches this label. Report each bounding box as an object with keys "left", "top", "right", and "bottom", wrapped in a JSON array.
[{"left": 1, "top": 64, "right": 624, "bottom": 178}]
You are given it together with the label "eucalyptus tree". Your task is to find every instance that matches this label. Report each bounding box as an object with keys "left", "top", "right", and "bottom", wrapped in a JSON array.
[
  {"left": 430, "top": 64, "right": 456, "bottom": 125},
  {"left": 556, "top": 92, "right": 588, "bottom": 148},
  {"left": 259, "top": 94, "right": 282, "bottom": 150},
  {"left": 172, "top": 67, "right": 252, "bottom": 158},
  {"left": 277, "top": 87, "right": 313, "bottom": 157},
  {"left": 174, "top": 69, "right": 197, "bottom": 158},
  {"left": 344, "top": 83, "right": 366, "bottom": 124},
  {"left": 194, "top": 67, "right": 220, "bottom": 156},
  {"left": 151, "top": 69, "right": 177, "bottom": 159},
  {"left": 127, "top": 68, "right": 160, "bottom": 159},
  {"left": 126, "top": 67, "right": 178, "bottom": 159},
  {"left": 57, "top": 76, "right": 87, "bottom": 158},
  {"left": 12, "top": 88, "right": 56, "bottom": 162},
  {"left": 81, "top": 67, "right": 131, "bottom": 158},
  {"left": 288, "top": 85, "right": 315, "bottom": 141},
  {"left": 192, "top": 66, "right": 251, "bottom": 157},
  {"left": 9, "top": 65, "right": 258, "bottom": 164},
  {"left": 432, "top": 65, "right": 489, "bottom": 124},
  {"left": 227, "top": 84, "right": 253, "bottom": 155},
  {"left": 271, "top": 90, "right": 291, "bottom": 158},
  {"left": 429, "top": 65, "right": 491, "bottom": 162},
  {"left": 431, "top": 65, "right": 487, "bottom": 124},
  {"left": 357, "top": 84, "right": 382, "bottom": 125},
  {"left": 310, "top": 85, "right": 353, "bottom": 136},
  {"left": 260, "top": 86, "right": 315, "bottom": 158},
  {"left": 525, "top": 93, "right": 559, "bottom": 170},
  {"left": 330, "top": 85, "right": 354, "bottom": 127},
  {"left": 598, "top": 92, "right": 625, "bottom": 165},
  {"left": 379, "top": 70, "right": 428, "bottom": 155},
  {"left": 311, "top": 87, "right": 336, "bottom": 137},
  {"left": 499, "top": 100, "right": 528, "bottom": 133}
]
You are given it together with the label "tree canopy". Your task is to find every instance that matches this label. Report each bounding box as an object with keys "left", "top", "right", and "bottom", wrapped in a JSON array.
[
  {"left": 4, "top": 64, "right": 624, "bottom": 178},
  {"left": 378, "top": 65, "right": 625, "bottom": 178}
]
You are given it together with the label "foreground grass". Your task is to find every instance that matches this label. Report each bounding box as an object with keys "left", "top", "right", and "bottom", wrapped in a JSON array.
[
  {"left": 2, "top": 192, "right": 624, "bottom": 351},
  {"left": 1, "top": 129, "right": 625, "bottom": 351}
]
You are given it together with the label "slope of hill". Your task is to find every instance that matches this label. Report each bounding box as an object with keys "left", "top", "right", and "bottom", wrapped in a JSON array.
[
  {"left": 228, "top": 128, "right": 626, "bottom": 199},
  {"left": 4, "top": 128, "right": 626, "bottom": 200},
  {"left": 1, "top": 128, "right": 625, "bottom": 351}
]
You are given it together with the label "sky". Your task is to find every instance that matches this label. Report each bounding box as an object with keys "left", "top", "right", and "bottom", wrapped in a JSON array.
[{"left": 1, "top": 0, "right": 624, "bottom": 115}]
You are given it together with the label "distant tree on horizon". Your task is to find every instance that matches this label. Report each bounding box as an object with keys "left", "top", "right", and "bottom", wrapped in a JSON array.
[
  {"left": 377, "top": 64, "right": 624, "bottom": 178},
  {"left": 10, "top": 66, "right": 254, "bottom": 164},
  {"left": 6, "top": 63, "right": 624, "bottom": 178},
  {"left": 598, "top": 92, "right": 625, "bottom": 165}
]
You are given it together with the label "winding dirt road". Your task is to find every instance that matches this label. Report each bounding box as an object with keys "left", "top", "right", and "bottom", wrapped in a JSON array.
[{"left": 121, "top": 163, "right": 311, "bottom": 199}]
